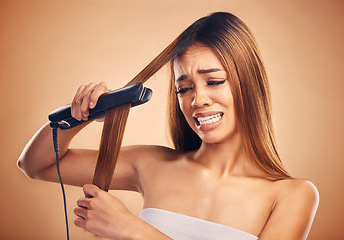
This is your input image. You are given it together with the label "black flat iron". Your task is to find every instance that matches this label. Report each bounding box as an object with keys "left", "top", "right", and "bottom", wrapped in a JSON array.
[
  {"left": 49, "top": 83, "right": 152, "bottom": 129},
  {"left": 48, "top": 82, "right": 152, "bottom": 240}
]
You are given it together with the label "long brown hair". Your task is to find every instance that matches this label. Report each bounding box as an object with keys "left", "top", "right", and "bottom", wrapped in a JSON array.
[{"left": 93, "top": 12, "right": 290, "bottom": 191}]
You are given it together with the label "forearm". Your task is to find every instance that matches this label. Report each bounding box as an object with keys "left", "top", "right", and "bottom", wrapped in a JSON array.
[{"left": 17, "top": 121, "right": 90, "bottom": 178}]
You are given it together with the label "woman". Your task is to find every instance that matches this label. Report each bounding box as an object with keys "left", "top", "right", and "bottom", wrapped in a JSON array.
[{"left": 18, "top": 12, "right": 319, "bottom": 239}]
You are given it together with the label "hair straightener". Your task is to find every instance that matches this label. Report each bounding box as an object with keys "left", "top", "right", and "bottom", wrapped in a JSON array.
[
  {"left": 48, "top": 83, "right": 152, "bottom": 240},
  {"left": 49, "top": 82, "right": 152, "bottom": 129}
]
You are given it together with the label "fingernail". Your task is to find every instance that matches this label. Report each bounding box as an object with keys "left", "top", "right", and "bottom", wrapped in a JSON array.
[
  {"left": 89, "top": 102, "right": 94, "bottom": 108},
  {"left": 83, "top": 113, "right": 88, "bottom": 117}
]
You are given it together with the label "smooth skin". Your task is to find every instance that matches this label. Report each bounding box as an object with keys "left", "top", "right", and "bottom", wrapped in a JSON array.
[{"left": 18, "top": 45, "right": 319, "bottom": 240}]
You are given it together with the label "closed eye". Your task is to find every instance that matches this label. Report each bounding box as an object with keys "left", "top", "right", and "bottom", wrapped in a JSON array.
[
  {"left": 175, "top": 87, "right": 193, "bottom": 94},
  {"left": 207, "top": 80, "right": 226, "bottom": 86}
]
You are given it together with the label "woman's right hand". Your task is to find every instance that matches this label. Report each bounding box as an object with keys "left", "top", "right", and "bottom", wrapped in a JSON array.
[
  {"left": 18, "top": 81, "right": 139, "bottom": 189},
  {"left": 71, "top": 82, "right": 111, "bottom": 122},
  {"left": 17, "top": 82, "right": 111, "bottom": 183}
]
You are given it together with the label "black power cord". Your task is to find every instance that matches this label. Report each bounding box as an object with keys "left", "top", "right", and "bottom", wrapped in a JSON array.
[
  {"left": 51, "top": 125, "right": 70, "bottom": 240},
  {"left": 47, "top": 83, "right": 153, "bottom": 240}
]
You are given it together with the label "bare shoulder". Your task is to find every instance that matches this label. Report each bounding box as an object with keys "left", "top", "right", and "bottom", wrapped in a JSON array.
[
  {"left": 274, "top": 178, "right": 319, "bottom": 205},
  {"left": 258, "top": 178, "right": 319, "bottom": 239}
]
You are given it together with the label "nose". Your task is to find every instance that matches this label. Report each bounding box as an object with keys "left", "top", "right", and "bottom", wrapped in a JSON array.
[{"left": 191, "top": 86, "right": 212, "bottom": 108}]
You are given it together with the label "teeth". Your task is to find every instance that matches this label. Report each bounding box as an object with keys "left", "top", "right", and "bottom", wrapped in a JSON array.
[{"left": 197, "top": 113, "right": 222, "bottom": 126}]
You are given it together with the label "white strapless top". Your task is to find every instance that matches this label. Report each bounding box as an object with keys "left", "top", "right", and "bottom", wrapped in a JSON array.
[{"left": 140, "top": 208, "right": 258, "bottom": 240}]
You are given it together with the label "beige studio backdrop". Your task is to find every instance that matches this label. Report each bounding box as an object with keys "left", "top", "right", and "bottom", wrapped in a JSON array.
[{"left": 0, "top": 0, "right": 343, "bottom": 239}]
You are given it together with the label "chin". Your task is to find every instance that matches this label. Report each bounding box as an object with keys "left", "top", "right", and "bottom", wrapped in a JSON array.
[
  {"left": 196, "top": 127, "right": 239, "bottom": 145},
  {"left": 197, "top": 133, "right": 227, "bottom": 145}
]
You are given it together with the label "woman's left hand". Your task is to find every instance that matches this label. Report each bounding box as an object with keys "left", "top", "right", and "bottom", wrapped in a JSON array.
[{"left": 74, "top": 184, "right": 137, "bottom": 239}]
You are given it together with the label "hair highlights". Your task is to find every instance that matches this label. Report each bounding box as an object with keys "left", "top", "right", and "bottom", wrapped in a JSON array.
[{"left": 93, "top": 12, "right": 290, "bottom": 191}]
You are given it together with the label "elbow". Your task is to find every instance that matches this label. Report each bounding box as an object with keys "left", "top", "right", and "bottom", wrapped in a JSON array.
[{"left": 17, "top": 154, "right": 39, "bottom": 179}]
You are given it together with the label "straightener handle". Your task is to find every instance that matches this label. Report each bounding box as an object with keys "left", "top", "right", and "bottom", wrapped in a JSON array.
[{"left": 49, "top": 83, "right": 152, "bottom": 129}]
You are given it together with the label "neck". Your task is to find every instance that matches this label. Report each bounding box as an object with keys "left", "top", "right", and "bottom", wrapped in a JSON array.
[{"left": 192, "top": 133, "right": 253, "bottom": 178}]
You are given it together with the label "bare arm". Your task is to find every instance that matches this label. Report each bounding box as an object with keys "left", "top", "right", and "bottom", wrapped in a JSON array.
[
  {"left": 17, "top": 82, "right": 177, "bottom": 239},
  {"left": 17, "top": 121, "right": 91, "bottom": 179},
  {"left": 259, "top": 179, "right": 319, "bottom": 240},
  {"left": 17, "top": 82, "right": 139, "bottom": 191}
]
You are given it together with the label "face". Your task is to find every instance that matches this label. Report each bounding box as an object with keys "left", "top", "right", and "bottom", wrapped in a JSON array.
[{"left": 174, "top": 44, "right": 239, "bottom": 144}]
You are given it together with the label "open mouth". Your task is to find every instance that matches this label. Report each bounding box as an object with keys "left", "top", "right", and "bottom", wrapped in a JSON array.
[{"left": 194, "top": 112, "right": 224, "bottom": 127}]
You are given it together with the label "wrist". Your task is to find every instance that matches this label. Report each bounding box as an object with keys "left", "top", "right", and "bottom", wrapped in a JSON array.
[
  {"left": 116, "top": 217, "right": 171, "bottom": 240},
  {"left": 130, "top": 219, "right": 172, "bottom": 240}
]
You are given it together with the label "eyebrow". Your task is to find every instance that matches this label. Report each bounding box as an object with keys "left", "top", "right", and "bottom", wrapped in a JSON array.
[
  {"left": 175, "top": 68, "right": 224, "bottom": 82},
  {"left": 198, "top": 68, "right": 224, "bottom": 74}
]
